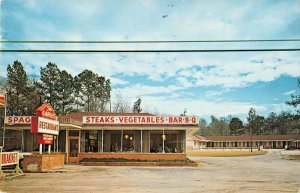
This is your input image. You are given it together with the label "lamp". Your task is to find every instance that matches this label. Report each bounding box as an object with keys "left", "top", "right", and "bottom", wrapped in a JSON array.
[
  {"left": 130, "top": 136, "right": 133, "bottom": 140},
  {"left": 124, "top": 134, "right": 129, "bottom": 139},
  {"left": 162, "top": 134, "right": 166, "bottom": 141}
]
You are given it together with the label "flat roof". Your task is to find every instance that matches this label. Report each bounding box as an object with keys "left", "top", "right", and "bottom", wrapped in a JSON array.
[{"left": 193, "top": 134, "right": 300, "bottom": 141}]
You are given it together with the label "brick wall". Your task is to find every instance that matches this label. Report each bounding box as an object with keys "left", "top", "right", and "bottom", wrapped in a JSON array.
[
  {"left": 79, "top": 153, "right": 187, "bottom": 161},
  {"left": 23, "top": 153, "right": 65, "bottom": 172}
]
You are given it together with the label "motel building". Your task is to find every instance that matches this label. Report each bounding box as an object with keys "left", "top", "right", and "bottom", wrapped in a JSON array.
[
  {"left": 1, "top": 112, "right": 199, "bottom": 163},
  {"left": 189, "top": 134, "right": 300, "bottom": 150}
]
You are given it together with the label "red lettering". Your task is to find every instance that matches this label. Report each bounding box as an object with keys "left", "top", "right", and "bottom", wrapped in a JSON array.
[
  {"left": 185, "top": 117, "right": 189, "bottom": 123},
  {"left": 19, "top": 117, "right": 24, "bottom": 123},
  {"left": 128, "top": 117, "right": 133, "bottom": 123},
  {"left": 192, "top": 117, "right": 196, "bottom": 123},
  {"left": 86, "top": 117, "right": 90, "bottom": 123},
  {"left": 8, "top": 117, "right": 13, "bottom": 123},
  {"left": 25, "top": 117, "right": 31, "bottom": 123},
  {"left": 141, "top": 117, "right": 146, "bottom": 123},
  {"left": 178, "top": 117, "right": 183, "bottom": 123}
]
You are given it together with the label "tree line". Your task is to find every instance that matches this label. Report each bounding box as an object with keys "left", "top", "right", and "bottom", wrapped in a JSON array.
[
  {"left": 197, "top": 79, "right": 300, "bottom": 136},
  {"left": 4, "top": 60, "right": 111, "bottom": 116}
]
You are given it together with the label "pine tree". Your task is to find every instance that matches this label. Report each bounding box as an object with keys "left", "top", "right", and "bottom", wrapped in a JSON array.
[
  {"left": 56, "top": 70, "right": 75, "bottom": 115},
  {"left": 75, "top": 70, "right": 98, "bottom": 112},
  {"left": 36, "top": 62, "right": 61, "bottom": 111},
  {"left": 6, "top": 61, "right": 30, "bottom": 115},
  {"left": 132, "top": 98, "right": 142, "bottom": 113}
]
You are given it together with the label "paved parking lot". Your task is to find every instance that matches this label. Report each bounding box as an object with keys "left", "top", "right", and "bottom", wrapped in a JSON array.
[{"left": 0, "top": 150, "right": 299, "bottom": 193}]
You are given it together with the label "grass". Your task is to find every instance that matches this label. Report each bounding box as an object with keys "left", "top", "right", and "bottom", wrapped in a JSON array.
[{"left": 187, "top": 150, "right": 267, "bottom": 157}]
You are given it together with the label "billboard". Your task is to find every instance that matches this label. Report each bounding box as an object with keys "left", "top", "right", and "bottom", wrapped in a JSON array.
[
  {"left": 4, "top": 116, "right": 32, "bottom": 125},
  {"left": 83, "top": 116, "right": 199, "bottom": 125}
]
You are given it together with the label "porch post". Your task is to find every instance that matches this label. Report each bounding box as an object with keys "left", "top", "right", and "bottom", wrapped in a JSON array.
[
  {"left": 65, "top": 130, "right": 69, "bottom": 160},
  {"left": 78, "top": 130, "right": 81, "bottom": 153},
  {"left": 21, "top": 130, "right": 25, "bottom": 152},
  {"left": 140, "top": 129, "right": 142, "bottom": 153},
  {"left": 121, "top": 130, "right": 123, "bottom": 153},
  {"left": 102, "top": 130, "right": 104, "bottom": 153},
  {"left": 162, "top": 129, "right": 165, "bottom": 153}
]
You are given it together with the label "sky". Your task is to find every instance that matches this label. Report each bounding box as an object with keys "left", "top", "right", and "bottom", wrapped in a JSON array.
[{"left": 0, "top": 0, "right": 300, "bottom": 121}]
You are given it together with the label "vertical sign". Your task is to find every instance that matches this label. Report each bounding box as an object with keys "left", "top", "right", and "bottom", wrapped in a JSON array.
[{"left": 0, "top": 93, "right": 5, "bottom": 107}]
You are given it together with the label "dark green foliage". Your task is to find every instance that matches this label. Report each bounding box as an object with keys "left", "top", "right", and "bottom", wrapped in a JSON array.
[
  {"left": 286, "top": 79, "right": 300, "bottom": 114},
  {"left": 6, "top": 61, "right": 40, "bottom": 115},
  {"left": 56, "top": 70, "right": 75, "bottom": 115},
  {"left": 229, "top": 117, "right": 244, "bottom": 135},
  {"left": 198, "top": 116, "right": 230, "bottom": 136},
  {"left": 5, "top": 60, "right": 112, "bottom": 115},
  {"left": 132, "top": 97, "right": 142, "bottom": 113},
  {"left": 75, "top": 70, "right": 111, "bottom": 112},
  {"left": 36, "top": 62, "right": 61, "bottom": 110}
]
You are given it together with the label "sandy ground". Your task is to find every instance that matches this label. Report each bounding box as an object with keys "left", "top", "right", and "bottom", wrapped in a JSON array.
[{"left": 0, "top": 150, "right": 299, "bottom": 193}]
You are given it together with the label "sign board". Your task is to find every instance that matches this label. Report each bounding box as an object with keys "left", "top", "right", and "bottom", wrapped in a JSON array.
[
  {"left": 31, "top": 103, "right": 59, "bottom": 145},
  {"left": 1, "top": 152, "right": 18, "bottom": 166},
  {"left": 38, "top": 134, "right": 53, "bottom": 145},
  {"left": 35, "top": 103, "right": 57, "bottom": 120},
  {"left": 4, "top": 116, "right": 32, "bottom": 125},
  {"left": 83, "top": 116, "right": 199, "bottom": 125},
  {"left": 0, "top": 94, "right": 4, "bottom": 107},
  {"left": 32, "top": 116, "right": 59, "bottom": 135}
]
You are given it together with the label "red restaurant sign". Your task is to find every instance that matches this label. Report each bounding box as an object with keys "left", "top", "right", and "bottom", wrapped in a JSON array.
[
  {"left": 83, "top": 116, "right": 199, "bottom": 125},
  {"left": 32, "top": 103, "right": 59, "bottom": 138},
  {"left": 38, "top": 134, "right": 54, "bottom": 145},
  {"left": 32, "top": 116, "right": 59, "bottom": 135},
  {"left": 0, "top": 93, "right": 4, "bottom": 107}
]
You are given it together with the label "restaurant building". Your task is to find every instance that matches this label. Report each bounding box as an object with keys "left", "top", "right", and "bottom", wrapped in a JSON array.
[{"left": 1, "top": 112, "right": 199, "bottom": 163}]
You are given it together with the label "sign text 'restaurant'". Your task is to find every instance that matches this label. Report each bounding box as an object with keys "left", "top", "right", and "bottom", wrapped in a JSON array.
[{"left": 83, "top": 116, "right": 199, "bottom": 125}]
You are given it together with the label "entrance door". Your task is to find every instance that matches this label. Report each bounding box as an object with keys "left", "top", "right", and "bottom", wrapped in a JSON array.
[{"left": 68, "top": 137, "right": 79, "bottom": 163}]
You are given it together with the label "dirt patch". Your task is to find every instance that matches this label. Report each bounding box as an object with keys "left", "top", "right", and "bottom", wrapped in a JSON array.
[{"left": 286, "top": 155, "right": 300, "bottom": 160}]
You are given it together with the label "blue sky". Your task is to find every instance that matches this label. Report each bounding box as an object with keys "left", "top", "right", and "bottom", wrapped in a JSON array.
[{"left": 1, "top": 0, "right": 300, "bottom": 121}]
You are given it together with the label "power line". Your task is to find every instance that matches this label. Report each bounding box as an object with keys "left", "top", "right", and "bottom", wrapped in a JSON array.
[
  {"left": 1, "top": 48, "right": 300, "bottom": 53},
  {"left": 1, "top": 39, "right": 300, "bottom": 44}
]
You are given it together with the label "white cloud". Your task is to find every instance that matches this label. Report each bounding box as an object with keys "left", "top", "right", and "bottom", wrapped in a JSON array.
[
  {"left": 110, "top": 77, "right": 129, "bottom": 86},
  {"left": 140, "top": 95, "right": 267, "bottom": 118},
  {"left": 283, "top": 90, "right": 296, "bottom": 96}
]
